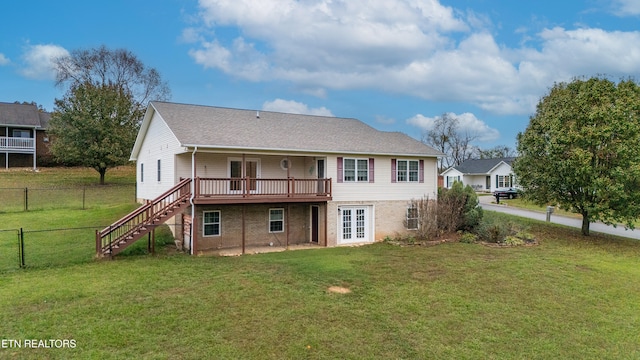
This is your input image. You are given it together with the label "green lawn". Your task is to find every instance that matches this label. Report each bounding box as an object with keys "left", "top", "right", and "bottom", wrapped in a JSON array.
[
  {"left": 2, "top": 168, "right": 640, "bottom": 358},
  {"left": 1, "top": 212, "right": 640, "bottom": 359},
  {"left": 0, "top": 166, "right": 140, "bottom": 270}
]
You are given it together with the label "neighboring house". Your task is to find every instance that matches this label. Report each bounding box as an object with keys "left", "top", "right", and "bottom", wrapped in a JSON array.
[
  {"left": 96, "top": 101, "right": 443, "bottom": 256},
  {"left": 440, "top": 157, "right": 516, "bottom": 192},
  {"left": 0, "top": 102, "right": 51, "bottom": 169}
]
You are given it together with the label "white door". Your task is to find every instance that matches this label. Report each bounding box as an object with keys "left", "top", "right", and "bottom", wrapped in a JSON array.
[{"left": 339, "top": 206, "right": 372, "bottom": 244}]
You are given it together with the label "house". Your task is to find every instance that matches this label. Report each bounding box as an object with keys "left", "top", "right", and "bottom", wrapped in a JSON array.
[
  {"left": 0, "top": 102, "right": 51, "bottom": 169},
  {"left": 96, "top": 101, "right": 442, "bottom": 256},
  {"left": 440, "top": 157, "right": 516, "bottom": 192}
]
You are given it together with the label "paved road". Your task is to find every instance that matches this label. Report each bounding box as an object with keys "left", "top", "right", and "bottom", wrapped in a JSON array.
[{"left": 478, "top": 196, "right": 640, "bottom": 240}]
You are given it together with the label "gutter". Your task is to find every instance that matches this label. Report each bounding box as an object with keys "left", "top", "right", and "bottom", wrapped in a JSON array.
[{"left": 189, "top": 146, "right": 198, "bottom": 255}]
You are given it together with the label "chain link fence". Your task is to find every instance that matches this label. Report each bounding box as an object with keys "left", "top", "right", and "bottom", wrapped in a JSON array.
[
  {"left": 0, "top": 224, "right": 183, "bottom": 272},
  {"left": 0, "top": 184, "right": 136, "bottom": 212}
]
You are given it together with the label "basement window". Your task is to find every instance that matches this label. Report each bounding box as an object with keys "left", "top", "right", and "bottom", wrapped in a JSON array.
[
  {"left": 203, "top": 211, "right": 221, "bottom": 236},
  {"left": 269, "top": 208, "right": 284, "bottom": 233}
]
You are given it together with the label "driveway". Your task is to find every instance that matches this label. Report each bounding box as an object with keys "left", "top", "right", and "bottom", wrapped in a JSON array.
[{"left": 478, "top": 195, "right": 640, "bottom": 240}]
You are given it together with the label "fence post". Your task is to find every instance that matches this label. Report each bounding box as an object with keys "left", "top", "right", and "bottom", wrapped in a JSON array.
[
  {"left": 82, "top": 186, "right": 86, "bottom": 210},
  {"left": 19, "top": 228, "right": 25, "bottom": 268},
  {"left": 24, "top": 187, "right": 28, "bottom": 212}
]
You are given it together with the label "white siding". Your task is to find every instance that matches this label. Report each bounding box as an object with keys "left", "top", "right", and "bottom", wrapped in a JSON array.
[
  {"left": 178, "top": 153, "right": 316, "bottom": 179},
  {"left": 442, "top": 169, "right": 463, "bottom": 188},
  {"left": 488, "top": 162, "right": 515, "bottom": 192},
  {"left": 330, "top": 155, "right": 438, "bottom": 202},
  {"left": 462, "top": 175, "right": 489, "bottom": 192},
  {"left": 135, "top": 112, "right": 182, "bottom": 201}
]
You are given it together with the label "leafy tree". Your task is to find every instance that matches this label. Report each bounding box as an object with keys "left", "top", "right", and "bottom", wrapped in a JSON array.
[
  {"left": 474, "top": 145, "right": 516, "bottom": 159},
  {"left": 48, "top": 83, "right": 140, "bottom": 184},
  {"left": 513, "top": 77, "right": 640, "bottom": 236},
  {"left": 50, "top": 45, "right": 170, "bottom": 183}
]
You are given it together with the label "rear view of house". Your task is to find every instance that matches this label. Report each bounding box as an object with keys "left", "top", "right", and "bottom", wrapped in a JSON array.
[
  {"left": 97, "top": 101, "right": 442, "bottom": 256},
  {"left": 0, "top": 102, "right": 51, "bottom": 169}
]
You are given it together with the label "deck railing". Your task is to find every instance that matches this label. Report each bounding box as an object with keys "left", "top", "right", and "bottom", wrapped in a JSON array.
[
  {"left": 195, "top": 177, "right": 332, "bottom": 198},
  {"left": 0, "top": 137, "right": 35, "bottom": 150}
]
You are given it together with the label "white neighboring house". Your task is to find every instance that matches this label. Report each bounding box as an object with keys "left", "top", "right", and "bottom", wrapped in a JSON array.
[
  {"left": 96, "top": 101, "right": 443, "bottom": 257},
  {"left": 441, "top": 157, "right": 516, "bottom": 192}
]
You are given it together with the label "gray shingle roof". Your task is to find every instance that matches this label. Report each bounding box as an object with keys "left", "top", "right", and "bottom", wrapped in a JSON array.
[
  {"left": 149, "top": 101, "right": 442, "bottom": 157},
  {"left": 0, "top": 102, "right": 48, "bottom": 128},
  {"left": 452, "top": 157, "right": 515, "bottom": 174}
]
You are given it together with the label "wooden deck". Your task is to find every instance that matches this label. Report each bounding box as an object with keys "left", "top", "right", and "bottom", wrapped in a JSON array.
[{"left": 192, "top": 177, "right": 332, "bottom": 204}]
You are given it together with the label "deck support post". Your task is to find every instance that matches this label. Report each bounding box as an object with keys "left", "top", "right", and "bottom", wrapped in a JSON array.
[
  {"left": 286, "top": 204, "right": 290, "bottom": 250},
  {"left": 242, "top": 205, "right": 246, "bottom": 254}
]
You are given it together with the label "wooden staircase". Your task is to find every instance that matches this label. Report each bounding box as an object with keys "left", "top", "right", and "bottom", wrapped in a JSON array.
[{"left": 96, "top": 178, "right": 192, "bottom": 257}]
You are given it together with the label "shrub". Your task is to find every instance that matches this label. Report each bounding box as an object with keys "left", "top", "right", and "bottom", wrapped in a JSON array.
[
  {"left": 405, "top": 197, "right": 439, "bottom": 240},
  {"left": 504, "top": 236, "right": 525, "bottom": 246},
  {"left": 459, "top": 232, "right": 478, "bottom": 244},
  {"left": 476, "top": 221, "right": 511, "bottom": 243},
  {"left": 437, "top": 182, "right": 483, "bottom": 232}
]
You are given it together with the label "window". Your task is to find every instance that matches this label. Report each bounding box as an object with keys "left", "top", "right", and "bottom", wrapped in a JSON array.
[
  {"left": 406, "top": 206, "right": 419, "bottom": 230},
  {"left": 343, "top": 158, "right": 368, "bottom": 182},
  {"left": 157, "top": 159, "right": 161, "bottom": 182},
  {"left": 396, "top": 160, "right": 419, "bottom": 182},
  {"left": 280, "top": 158, "right": 289, "bottom": 171},
  {"left": 203, "top": 211, "right": 221, "bottom": 236},
  {"left": 269, "top": 208, "right": 284, "bottom": 233},
  {"left": 12, "top": 129, "right": 30, "bottom": 138},
  {"left": 140, "top": 163, "right": 144, "bottom": 183},
  {"left": 497, "top": 175, "right": 512, "bottom": 188},
  {"left": 446, "top": 176, "right": 461, "bottom": 188}
]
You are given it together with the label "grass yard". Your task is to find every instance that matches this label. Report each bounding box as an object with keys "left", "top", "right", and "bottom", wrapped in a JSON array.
[
  {"left": 1, "top": 212, "right": 640, "bottom": 359},
  {"left": 2, "top": 167, "right": 640, "bottom": 358},
  {"left": 0, "top": 166, "right": 140, "bottom": 270}
]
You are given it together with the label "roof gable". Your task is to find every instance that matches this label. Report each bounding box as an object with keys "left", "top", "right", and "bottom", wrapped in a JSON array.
[
  {"left": 451, "top": 157, "right": 515, "bottom": 174},
  {"left": 133, "top": 101, "right": 443, "bottom": 157}
]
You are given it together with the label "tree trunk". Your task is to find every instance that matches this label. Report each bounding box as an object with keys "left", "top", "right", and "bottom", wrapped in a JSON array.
[
  {"left": 99, "top": 168, "right": 107, "bottom": 185},
  {"left": 581, "top": 212, "right": 590, "bottom": 236}
]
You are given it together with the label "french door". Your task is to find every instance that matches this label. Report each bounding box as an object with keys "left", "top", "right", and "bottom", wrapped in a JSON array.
[
  {"left": 229, "top": 159, "right": 259, "bottom": 192},
  {"left": 339, "top": 206, "right": 371, "bottom": 244}
]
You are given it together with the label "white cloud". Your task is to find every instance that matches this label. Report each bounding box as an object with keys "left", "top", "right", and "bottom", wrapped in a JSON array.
[
  {"left": 188, "top": 0, "right": 640, "bottom": 116},
  {"left": 406, "top": 112, "right": 499, "bottom": 142},
  {"left": 611, "top": 0, "right": 640, "bottom": 16},
  {"left": 19, "top": 44, "right": 69, "bottom": 80},
  {"left": 0, "top": 53, "right": 9, "bottom": 65},
  {"left": 262, "top": 99, "right": 334, "bottom": 116}
]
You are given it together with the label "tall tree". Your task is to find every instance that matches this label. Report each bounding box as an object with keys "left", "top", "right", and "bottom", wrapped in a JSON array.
[
  {"left": 513, "top": 77, "right": 640, "bottom": 236},
  {"left": 50, "top": 46, "right": 170, "bottom": 183},
  {"left": 54, "top": 45, "right": 170, "bottom": 106},
  {"left": 421, "top": 113, "right": 477, "bottom": 171},
  {"left": 48, "top": 83, "right": 140, "bottom": 184},
  {"left": 474, "top": 145, "right": 516, "bottom": 159}
]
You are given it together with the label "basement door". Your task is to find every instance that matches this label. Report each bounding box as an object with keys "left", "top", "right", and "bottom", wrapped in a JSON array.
[{"left": 338, "top": 206, "right": 372, "bottom": 244}]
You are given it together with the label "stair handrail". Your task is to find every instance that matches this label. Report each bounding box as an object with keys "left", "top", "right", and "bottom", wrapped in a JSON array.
[{"left": 97, "top": 177, "right": 192, "bottom": 254}]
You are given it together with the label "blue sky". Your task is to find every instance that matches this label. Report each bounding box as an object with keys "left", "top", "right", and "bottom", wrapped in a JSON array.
[{"left": 1, "top": 0, "right": 639, "bottom": 149}]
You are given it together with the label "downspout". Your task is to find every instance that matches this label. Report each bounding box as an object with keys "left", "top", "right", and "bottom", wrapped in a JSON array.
[{"left": 189, "top": 146, "right": 198, "bottom": 255}]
